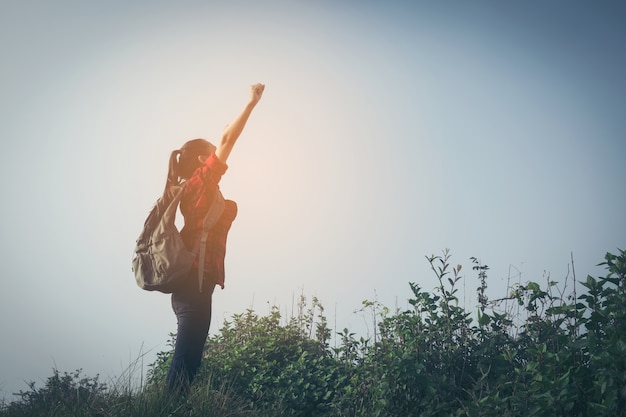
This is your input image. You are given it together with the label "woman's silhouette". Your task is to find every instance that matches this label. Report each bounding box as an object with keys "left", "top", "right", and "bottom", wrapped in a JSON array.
[{"left": 163, "top": 83, "right": 265, "bottom": 394}]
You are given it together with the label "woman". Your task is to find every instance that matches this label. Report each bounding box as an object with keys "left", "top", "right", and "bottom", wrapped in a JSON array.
[{"left": 164, "top": 83, "right": 265, "bottom": 394}]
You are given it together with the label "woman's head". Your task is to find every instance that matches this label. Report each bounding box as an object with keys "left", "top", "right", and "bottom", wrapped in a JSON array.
[{"left": 167, "top": 139, "right": 216, "bottom": 184}]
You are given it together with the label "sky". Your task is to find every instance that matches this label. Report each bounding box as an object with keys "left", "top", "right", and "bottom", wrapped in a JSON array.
[{"left": 1, "top": 0, "right": 625, "bottom": 401}]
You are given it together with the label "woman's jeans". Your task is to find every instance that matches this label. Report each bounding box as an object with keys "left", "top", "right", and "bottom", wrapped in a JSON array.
[{"left": 166, "top": 279, "right": 215, "bottom": 394}]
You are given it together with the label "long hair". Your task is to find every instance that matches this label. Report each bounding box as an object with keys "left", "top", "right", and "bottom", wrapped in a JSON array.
[{"left": 165, "top": 139, "right": 216, "bottom": 192}]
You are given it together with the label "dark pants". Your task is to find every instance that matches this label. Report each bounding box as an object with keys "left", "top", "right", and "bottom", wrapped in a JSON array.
[{"left": 166, "top": 277, "right": 215, "bottom": 395}]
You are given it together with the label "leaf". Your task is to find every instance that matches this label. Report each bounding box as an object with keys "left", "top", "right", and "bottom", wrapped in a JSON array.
[{"left": 478, "top": 311, "right": 491, "bottom": 327}]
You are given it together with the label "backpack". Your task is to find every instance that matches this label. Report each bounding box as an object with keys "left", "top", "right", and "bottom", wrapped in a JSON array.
[{"left": 132, "top": 182, "right": 225, "bottom": 293}]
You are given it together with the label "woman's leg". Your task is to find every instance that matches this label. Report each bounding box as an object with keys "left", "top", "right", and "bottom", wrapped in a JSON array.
[{"left": 166, "top": 282, "right": 215, "bottom": 395}]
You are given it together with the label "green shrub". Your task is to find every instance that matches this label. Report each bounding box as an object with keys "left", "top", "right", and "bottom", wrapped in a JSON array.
[
  {"left": 4, "top": 249, "right": 625, "bottom": 417},
  {"left": 1, "top": 369, "right": 107, "bottom": 417},
  {"left": 197, "top": 297, "right": 337, "bottom": 416}
]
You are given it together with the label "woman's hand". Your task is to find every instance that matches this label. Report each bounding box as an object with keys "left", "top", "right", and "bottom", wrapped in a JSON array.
[{"left": 249, "top": 83, "right": 265, "bottom": 106}]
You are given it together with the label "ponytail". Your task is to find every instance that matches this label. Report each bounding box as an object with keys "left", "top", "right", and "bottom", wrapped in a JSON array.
[{"left": 164, "top": 149, "right": 182, "bottom": 195}]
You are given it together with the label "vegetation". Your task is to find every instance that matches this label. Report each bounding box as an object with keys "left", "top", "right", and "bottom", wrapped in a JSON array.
[{"left": 2, "top": 249, "right": 625, "bottom": 417}]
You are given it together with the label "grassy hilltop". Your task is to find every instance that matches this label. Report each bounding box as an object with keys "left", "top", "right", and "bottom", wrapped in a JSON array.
[{"left": 2, "top": 249, "right": 625, "bottom": 417}]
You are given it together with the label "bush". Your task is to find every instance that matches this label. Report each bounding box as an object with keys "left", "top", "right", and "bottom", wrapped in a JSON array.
[
  {"left": 1, "top": 369, "right": 107, "bottom": 417},
  {"left": 4, "top": 249, "right": 625, "bottom": 417}
]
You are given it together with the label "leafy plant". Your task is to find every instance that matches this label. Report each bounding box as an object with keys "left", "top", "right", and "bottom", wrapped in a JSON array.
[{"left": 3, "top": 249, "right": 625, "bottom": 417}]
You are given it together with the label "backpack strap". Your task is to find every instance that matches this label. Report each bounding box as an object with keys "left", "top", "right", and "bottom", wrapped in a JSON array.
[{"left": 190, "top": 189, "right": 225, "bottom": 292}]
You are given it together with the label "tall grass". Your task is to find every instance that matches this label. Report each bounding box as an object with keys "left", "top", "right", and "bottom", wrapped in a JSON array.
[
  {"left": 0, "top": 355, "right": 272, "bottom": 417},
  {"left": 3, "top": 248, "right": 625, "bottom": 417}
]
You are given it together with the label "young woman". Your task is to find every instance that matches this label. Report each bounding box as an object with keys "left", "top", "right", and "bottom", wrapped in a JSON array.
[{"left": 164, "top": 83, "right": 265, "bottom": 394}]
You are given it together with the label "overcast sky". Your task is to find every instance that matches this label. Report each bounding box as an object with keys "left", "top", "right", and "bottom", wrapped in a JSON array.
[{"left": 1, "top": 0, "right": 624, "bottom": 400}]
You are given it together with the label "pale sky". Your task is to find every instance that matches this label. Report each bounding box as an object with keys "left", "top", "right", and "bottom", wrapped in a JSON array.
[{"left": 1, "top": 0, "right": 624, "bottom": 400}]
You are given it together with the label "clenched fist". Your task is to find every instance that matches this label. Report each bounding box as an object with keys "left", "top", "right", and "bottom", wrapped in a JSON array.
[{"left": 249, "top": 83, "right": 265, "bottom": 105}]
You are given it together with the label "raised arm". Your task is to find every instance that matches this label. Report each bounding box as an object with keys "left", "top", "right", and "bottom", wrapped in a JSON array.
[{"left": 215, "top": 83, "right": 265, "bottom": 164}]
